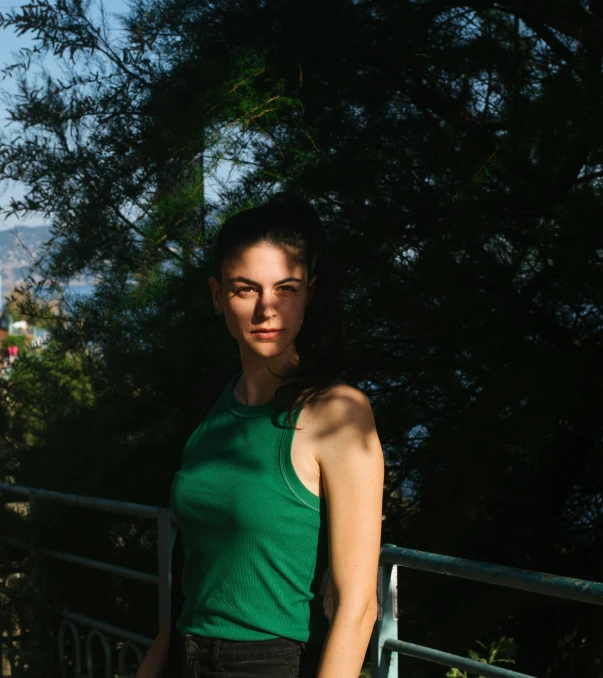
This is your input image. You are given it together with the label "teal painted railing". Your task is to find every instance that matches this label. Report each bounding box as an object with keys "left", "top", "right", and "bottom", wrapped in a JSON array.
[
  {"left": 370, "top": 543, "right": 603, "bottom": 678},
  {"left": 0, "top": 482, "right": 177, "bottom": 677},
  {"left": 2, "top": 482, "right": 602, "bottom": 678}
]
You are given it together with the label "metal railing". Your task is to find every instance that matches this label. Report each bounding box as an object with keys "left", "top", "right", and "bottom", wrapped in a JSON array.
[
  {"left": 370, "top": 543, "right": 603, "bottom": 678},
  {"left": 2, "top": 483, "right": 602, "bottom": 678},
  {"left": 0, "top": 482, "right": 177, "bottom": 678}
]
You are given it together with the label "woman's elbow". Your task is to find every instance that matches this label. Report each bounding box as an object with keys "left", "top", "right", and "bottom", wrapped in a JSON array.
[{"left": 333, "top": 595, "right": 379, "bottom": 622}]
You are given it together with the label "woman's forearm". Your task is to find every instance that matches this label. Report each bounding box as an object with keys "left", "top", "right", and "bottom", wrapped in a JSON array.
[
  {"left": 316, "top": 603, "right": 378, "bottom": 678},
  {"left": 136, "top": 611, "right": 171, "bottom": 678}
]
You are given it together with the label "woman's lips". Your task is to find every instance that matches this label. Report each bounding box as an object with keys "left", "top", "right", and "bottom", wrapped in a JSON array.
[{"left": 252, "top": 329, "right": 284, "bottom": 340}]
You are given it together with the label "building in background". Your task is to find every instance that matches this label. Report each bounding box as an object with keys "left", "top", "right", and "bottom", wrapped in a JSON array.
[{"left": 0, "top": 310, "right": 51, "bottom": 363}]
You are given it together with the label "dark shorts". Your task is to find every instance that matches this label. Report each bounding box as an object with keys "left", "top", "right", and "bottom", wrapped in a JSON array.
[{"left": 180, "top": 632, "right": 324, "bottom": 678}]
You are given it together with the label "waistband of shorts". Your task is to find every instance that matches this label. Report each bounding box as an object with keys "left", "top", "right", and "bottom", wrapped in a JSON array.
[{"left": 184, "top": 632, "right": 305, "bottom": 661}]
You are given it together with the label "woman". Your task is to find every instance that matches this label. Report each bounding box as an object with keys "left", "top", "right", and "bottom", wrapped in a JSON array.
[{"left": 138, "top": 192, "right": 384, "bottom": 678}]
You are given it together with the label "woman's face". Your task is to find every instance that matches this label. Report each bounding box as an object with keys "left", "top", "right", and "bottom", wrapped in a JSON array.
[{"left": 209, "top": 243, "right": 316, "bottom": 362}]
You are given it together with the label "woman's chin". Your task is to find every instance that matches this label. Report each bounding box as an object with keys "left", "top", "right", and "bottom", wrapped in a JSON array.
[{"left": 244, "top": 342, "right": 283, "bottom": 356}]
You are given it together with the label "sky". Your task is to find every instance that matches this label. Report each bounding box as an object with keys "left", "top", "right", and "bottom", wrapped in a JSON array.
[
  {"left": 0, "top": 0, "right": 231, "bottom": 233},
  {"left": 0, "top": 0, "right": 130, "bottom": 230}
]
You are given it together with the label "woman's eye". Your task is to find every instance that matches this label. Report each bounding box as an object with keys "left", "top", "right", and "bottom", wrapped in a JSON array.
[{"left": 235, "top": 285, "right": 296, "bottom": 295}]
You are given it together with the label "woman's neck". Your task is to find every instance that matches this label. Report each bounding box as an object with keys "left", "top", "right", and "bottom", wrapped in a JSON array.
[{"left": 236, "top": 354, "right": 299, "bottom": 406}]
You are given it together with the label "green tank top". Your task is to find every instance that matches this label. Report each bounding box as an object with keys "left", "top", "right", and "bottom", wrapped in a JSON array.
[{"left": 170, "top": 370, "right": 330, "bottom": 643}]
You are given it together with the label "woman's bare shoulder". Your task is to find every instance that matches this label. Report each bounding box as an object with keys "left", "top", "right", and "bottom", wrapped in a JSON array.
[
  {"left": 303, "top": 379, "right": 381, "bottom": 472},
  {"left": 306, "top": 379, "right": 374, "bottom": 434}
]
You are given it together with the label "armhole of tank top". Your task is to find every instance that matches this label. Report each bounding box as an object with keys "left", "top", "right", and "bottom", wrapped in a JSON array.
[
  {"left": 278, "top": 414, "right": 323, "bottom": 512},
  {"left": 279, "top": 377, "right": 349, "bottom": 512}
]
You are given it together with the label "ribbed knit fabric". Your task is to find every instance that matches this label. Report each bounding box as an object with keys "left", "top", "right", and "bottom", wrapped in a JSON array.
[{"left": 170, "top": 370, "right": 329, "bottom": 643}]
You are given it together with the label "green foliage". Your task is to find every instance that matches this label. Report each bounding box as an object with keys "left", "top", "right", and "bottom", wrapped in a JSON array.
[
  {"left": 446, "top": 636, "right": 518, "bottom": 677},
  {"left": 0, "top": 1, "right": 602, "bottom": 677},
  {"left": 5, "top": 339, "right": 95, "bottom": 447},
  {"left": 1, "top": 335, "right": 27, "bottom": 350}
]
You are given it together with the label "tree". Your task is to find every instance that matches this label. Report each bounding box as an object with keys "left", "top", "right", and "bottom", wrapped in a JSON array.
[{"left": 1, "top": 1, "right": 603, "bottom": 676}]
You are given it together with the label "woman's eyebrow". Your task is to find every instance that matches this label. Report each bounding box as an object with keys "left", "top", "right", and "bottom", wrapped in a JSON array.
[{"left": 228, "top": 276, "right": 303, "bottom": 285}]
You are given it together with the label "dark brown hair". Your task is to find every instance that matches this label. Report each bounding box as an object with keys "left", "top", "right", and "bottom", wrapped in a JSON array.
[{"left": 209, "top": 192, "right": 346, "bottom": 428}]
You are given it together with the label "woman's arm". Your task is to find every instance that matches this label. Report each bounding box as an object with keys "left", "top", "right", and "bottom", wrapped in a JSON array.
[
  {"left": 314, "top": 385, "right": 384, "bottom": 678},
  {"left": 135, "top": 611, "right": 171, "bottom": 678}
]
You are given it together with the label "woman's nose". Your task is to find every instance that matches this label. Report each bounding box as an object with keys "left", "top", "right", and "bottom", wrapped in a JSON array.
[{"left": 255, "top": 292, "right": 277, "bottom": 316}]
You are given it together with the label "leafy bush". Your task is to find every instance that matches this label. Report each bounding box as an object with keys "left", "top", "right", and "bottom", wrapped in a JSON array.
[{"left": 446, "top": 636, "right": 518, "bottom": 678}]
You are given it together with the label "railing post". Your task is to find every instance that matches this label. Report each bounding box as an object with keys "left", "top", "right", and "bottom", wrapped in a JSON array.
[
  {"left": 371, "top": 545, "right": 398, "bottom": 678},
  {"left": 157, "top": 508, "right": 176, "bottom": 629}
]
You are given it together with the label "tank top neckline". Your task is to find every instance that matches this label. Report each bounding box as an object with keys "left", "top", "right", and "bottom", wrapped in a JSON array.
[{"left": 224, "top": 370, "right": 280, "bottom": 418}]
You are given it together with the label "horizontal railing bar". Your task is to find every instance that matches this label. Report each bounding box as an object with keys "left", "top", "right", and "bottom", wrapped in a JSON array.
[
  {"left": 381, "top": 545, "right": 603, "bottom": 606},
  {"left": 0, "top": 535, "right": 30, "bottom": 550},
  {"left": 383, "top": 639, "right": 536, "bottom": 678},
  {"left": 0, "top": 482, "right": 160, "bottom": 520},
  {"left": 61, "top": 610, "right": 154, "bottom": 648},
  {"left": 0, "top": 535, "right": 158, "bottom": 584},
  {"left": 36, "top": 547, "right": 160, "bottom": 585}
]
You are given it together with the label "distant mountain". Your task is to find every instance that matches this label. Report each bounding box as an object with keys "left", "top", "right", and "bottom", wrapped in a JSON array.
[
  {"left": 0, "top": 225, "right": 53, "bottom": 297},
  {"left": 0, "top": 225, "right": 96, "bottom": 303}
]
